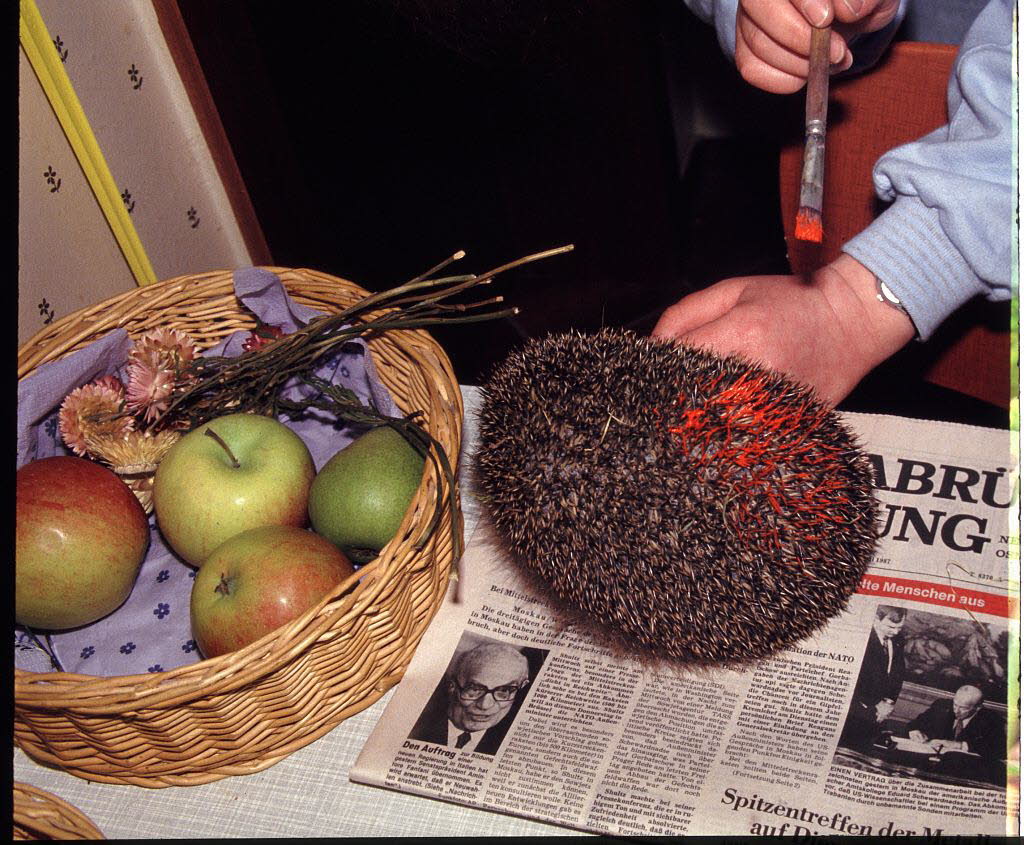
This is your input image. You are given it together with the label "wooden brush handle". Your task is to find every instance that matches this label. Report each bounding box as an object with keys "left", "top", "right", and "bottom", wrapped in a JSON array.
[{"left": 805, "top": 25, "right": 832, "bottom": 129}]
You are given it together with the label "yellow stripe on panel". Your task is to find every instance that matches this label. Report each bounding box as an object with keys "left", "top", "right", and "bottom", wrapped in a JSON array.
[{"left": 20, "top": 0, "right": 157, "bottom": 286}]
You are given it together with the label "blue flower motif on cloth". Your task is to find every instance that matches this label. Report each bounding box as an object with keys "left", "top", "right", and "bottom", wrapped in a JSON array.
[
  {"left": 80, "top": 646, "right": 95, "bottom": 659},
  {"left": 157, "top": 569, "right": 170, "bottom": 583},
  {"left": 148, "top": 665, "right": 163, "bottom": 673},
  {"left": 182, "top": 639, "right": 197, "bottom": 654},
  {"left": 44, "top": 416, "right": 58, "bottom": 443},
  {"left": 153, "top": 602, "right": 171, "bottom": 620},
  {"left": 120, "top": 642, "right": 136, "bottom": 655},
  {"left": 340, "top": 365, "right": 351, "bottom": 379},
  {"left": 188, "top": 569, "right": 197, "bottom": 580}
]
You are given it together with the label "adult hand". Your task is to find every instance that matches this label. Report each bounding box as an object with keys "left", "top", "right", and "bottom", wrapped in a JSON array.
[
  {"left": 735, "top": 0, "right": 901, "bottom": 93},
  {"left": 874, "top": 698, "right": 895, "bottom": 722},
  {"left": 650, "top": 254, "right": 915, "bottom": 407},
  {"left": 908, "top": 730, "right": 929, "bottom": 743}
]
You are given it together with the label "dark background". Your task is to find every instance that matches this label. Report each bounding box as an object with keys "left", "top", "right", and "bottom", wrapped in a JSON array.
[
  {"left": 175, "top": 0, "right": 1006, "bottom": 425},
  {"left": 176, "top": 0, "right": 795, "bottom": 380}
]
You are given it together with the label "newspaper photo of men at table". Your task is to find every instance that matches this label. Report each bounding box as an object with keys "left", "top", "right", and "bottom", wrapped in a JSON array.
[{"left": 835, "top": 603, "right": 1009, "bottom": 790}]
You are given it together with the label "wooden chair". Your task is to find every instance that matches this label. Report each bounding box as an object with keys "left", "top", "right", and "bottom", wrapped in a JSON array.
[{"left": 778, "top": 41, "right": 1012, "bottom": 411}]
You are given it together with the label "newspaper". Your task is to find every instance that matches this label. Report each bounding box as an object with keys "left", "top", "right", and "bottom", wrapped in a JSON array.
[{"left": 351, "top": 401, "right": 1020, "bottom": 838}]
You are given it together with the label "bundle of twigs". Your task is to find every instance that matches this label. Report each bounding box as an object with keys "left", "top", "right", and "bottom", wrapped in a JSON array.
[{"left": 156, "top": 246, "right": 572, "bottom": 428}]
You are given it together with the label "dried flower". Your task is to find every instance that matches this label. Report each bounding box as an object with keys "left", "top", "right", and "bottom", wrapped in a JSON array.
[
  {"left": 94, "top": 374, "right": 126, "bottom": 396},
  {"left": 122, "top": 328, "right": 198, "bottom": 426},
  {"left": 125, "top": 351, "right": 178, "bottom": 424},
  {"left": 129, "top": 327, "right": 197, "bottom": 372},
  {"left": 84, "top": 428, "right": 181, "bottom": 472},
  {"left": 58, "top": 379, "right": 133, "bottom": 456},
  {"left": 242, "top": 323, "right": 285, "bottom": 353},
  {"left": 83, "top": 428, "right": 182, "bottom": 513}
]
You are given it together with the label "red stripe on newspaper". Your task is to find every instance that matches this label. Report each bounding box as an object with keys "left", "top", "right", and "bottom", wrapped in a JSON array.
[{"left": 857, "top": 575, "right": 1014, "bottom": 618}]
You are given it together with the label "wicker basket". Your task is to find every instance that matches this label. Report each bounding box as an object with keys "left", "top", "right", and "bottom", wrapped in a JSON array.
[
  {"left": 13, "top": 782, "right": 105, "bottom": 839},
  {"left": 15, "top": 267, "right": 463, "bottom": 787}
]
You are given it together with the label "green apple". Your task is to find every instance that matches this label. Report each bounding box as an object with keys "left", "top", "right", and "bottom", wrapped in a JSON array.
[
  {"left": 17, "top": 456, "right": 150, "bottom": 630},
  {"left": 189, "top": 524, "right": 355, "bottom": 657},
  {"left": 153, "top": 412, "right": 315, "bottom": 567},
  {"left": 308, "top": 425, "right": 425, "bottom": 563}
]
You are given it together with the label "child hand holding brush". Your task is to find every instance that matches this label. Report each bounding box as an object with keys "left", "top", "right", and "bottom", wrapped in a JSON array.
[
  {"left": 730, "top": 0, "right": 901, "bottom": 94},
  {"left": 659, "top": 0, "right": 1012, "bottom": 407}
]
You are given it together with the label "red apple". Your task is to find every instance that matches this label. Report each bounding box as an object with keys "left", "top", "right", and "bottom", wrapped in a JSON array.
[
  {"left": 153, "top": 412, "right": 316, "bottom": 567},
  {"left": 16, "top": 456, "right": 150, "bottom": 630},
  {"left": 189, "top": 524, "right": 355, "bottom": 657}
]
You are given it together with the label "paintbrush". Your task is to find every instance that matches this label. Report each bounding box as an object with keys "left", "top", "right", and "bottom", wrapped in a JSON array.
[{"left": 795, "top": 25, "right": 832, "bottom": 243}]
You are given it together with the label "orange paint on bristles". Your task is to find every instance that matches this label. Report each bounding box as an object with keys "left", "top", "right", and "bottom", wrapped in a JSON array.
[{"left": 795, "top": 207, "right": 823, "bottom": 243}]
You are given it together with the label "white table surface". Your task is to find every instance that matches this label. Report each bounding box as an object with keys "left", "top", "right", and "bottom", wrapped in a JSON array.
[{"left": 13, "top": 386, "right": 582, "bottom": 838}]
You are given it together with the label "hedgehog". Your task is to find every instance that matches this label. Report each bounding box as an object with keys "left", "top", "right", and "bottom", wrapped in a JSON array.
[{"left": 475, "top": 328, "right": 879, "bottom": 667}]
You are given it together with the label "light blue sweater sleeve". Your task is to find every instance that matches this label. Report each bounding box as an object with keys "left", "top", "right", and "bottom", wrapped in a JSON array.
[{"left": 842, "top": 0, "right": 1014, "bottom": 340}]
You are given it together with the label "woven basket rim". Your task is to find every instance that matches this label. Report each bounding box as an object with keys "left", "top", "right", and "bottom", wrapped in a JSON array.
[
  {"left": 13, "top": 781, "right": 105, "bottom": 839},
  {"left": 17, "top": 266, "right": 356, "bottom": 375}
]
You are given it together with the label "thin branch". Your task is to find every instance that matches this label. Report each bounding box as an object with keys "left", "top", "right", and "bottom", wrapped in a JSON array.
[{"left": 152, "top": 246, "right": 570, "bottom": 429}]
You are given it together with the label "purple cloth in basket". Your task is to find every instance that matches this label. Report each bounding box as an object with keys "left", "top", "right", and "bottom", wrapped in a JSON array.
[{"left": 15, "top": 267, "right": 399, "bottom": 676}]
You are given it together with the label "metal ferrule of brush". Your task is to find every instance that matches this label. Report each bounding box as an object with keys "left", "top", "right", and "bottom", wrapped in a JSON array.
[{"left": 799, "top": 122, "right": 826, "bottom": 209}]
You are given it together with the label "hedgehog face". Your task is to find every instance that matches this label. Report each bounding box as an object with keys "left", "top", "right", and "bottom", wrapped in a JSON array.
[{"left": 476, "top": 328, "right": 879, "bottom": 667}]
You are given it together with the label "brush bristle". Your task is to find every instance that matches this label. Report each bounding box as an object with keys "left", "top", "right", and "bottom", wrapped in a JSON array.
[
  {"left": 476, "top": 329, "right": 878, "bottom": 667},
  {"left": 795, "top": 207, "right": 823, "bottom": 243}
]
